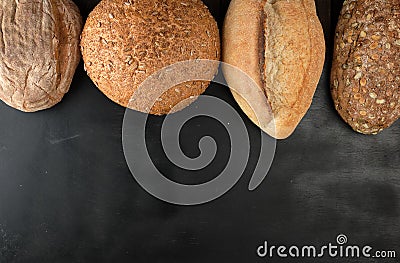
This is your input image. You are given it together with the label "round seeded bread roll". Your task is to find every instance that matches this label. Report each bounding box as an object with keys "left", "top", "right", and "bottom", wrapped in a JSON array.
[{"left": 81, "top": 0, "right": 220, "bottom": 115}]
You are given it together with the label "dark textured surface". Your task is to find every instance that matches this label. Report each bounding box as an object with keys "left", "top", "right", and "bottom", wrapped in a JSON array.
[{"left": 0, "top": 0, "right": 399, "bottom": 262}]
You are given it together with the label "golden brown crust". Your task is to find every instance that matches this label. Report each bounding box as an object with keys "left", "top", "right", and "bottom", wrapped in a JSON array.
[
  {"left": 331, "top": 0, "right": 400, "bottom": 134},
  {"left": 81, "top": 0, "right": 220, "bottom": 115},
  {"left": 0, "top": 0, "right": 82, "bottom": 112},
  {"left": 223, "top": 0, "right": 270, "bottom": 131},
  {"left": 263, "top": 0, "right": 325, "bottom": 139},
  {"left": 222, "top": 0, "right": 325, "bottom": 139}
]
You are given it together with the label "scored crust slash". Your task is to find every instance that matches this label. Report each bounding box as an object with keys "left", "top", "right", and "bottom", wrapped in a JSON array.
[{"left": 222, "top": 0, "right": 326, "bottom": 140}]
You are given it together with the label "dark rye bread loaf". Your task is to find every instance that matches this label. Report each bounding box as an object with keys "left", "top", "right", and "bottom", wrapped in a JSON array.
[
  {"left": 331, "top": 0, "right": 400, "bottom": 134},
  {"left": 0, "top": 0, "right": 82, "bottom": 112},
  {"left": 80, "top": 0, "right": 220, "bottom": 115}
]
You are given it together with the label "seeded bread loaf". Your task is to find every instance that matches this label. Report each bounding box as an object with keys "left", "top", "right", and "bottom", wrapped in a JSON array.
[
  {"left": 0, "top": 0, "right": 82, "bottom": 112},
  {"left": 331, "top": 0, "right": 400, "bottom": 134},
  {"left": 80, "top": 0, "right": 220, "bottom": 115},
  {"left": 222, "top": 0, "right": 325, "bottom": 139}
]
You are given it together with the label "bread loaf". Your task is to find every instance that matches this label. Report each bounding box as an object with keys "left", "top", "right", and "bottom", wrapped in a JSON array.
[
  {"left": 331, "top": 0, "right": 400, "bottom": 134},
  {"left": 222, "top": 0, "right": 325, "bottom": 139},
  {"left": 80, "top": 0, "right": 220, "bottom": 115},
  {"left": 0, "top": 0, "right": 82, "bottom": 112}
]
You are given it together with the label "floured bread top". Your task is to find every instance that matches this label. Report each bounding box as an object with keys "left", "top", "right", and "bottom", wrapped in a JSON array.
[{"left": 0, "top": 0, "right": 82, "bottom": 112}]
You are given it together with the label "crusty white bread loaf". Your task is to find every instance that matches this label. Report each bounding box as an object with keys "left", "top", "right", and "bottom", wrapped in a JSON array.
[{"left": 223, "top": 0, "right": 325, "bottom": 139}]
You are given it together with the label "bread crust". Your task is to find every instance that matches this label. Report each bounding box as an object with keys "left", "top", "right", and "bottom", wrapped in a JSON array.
[
  {"left": 0, "top": 0, "right": 82, "bottom": 112},
  {"left": 81, "top": 0, "right": 220, "bottom": 115},
  {"left": 223, "top": 0, "right": 325, "bottom": 139},
  {"left": 331, "top": 0, "right": 400, "bottom": 134}
]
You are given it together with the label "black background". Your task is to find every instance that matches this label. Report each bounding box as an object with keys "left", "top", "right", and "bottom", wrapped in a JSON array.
[{"left": 0, "top": 0, "right": 399, "bottom": 262}]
